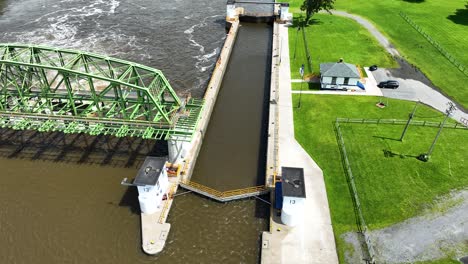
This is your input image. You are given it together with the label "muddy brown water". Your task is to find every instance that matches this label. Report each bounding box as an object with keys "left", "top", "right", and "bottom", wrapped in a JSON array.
[
  {"left": 192, "top": 23, "right": 272, "bottom": 191},
  {"left": 0, "top": 1, "right": 272, "bottom": 263},
  {"left": 0, "top": 149, "right": 268, "bottom": 264}
]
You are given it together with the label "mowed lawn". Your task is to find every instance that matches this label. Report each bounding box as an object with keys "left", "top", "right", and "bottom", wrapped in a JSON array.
[
  {"left": 288, "top": 13, "right": 396, "bottom": 79},
  {"left": 291, "top": 82, "right": 320, "bottom": 91},
  {"left": 340, "top": 123, "right": 467, "bottom": 230},
  {"left": 292, "top": 94, "right": 467, "bottom": 262},
  {"left": 286, "top": 0, "right": 468, "bottom": 108}
]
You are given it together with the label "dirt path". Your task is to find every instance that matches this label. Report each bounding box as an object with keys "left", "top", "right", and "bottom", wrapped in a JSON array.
[
  {"left": 343, "top": 190, "right": 468, "bottom": 263},
  {"left": 329, "top": 10, "right": 400, "bottom": 57}
]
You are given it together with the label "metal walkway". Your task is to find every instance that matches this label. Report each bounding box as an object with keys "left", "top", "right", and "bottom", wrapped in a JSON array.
[
  {"left": 0, "top": 44, "right": 203, "bottom": 141},
  {"left": 179, "top": 180, "right": 269, "bottom": 202}
]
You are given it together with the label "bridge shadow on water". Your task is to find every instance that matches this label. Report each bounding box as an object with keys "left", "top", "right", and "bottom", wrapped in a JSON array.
[
  {"left": 0, "top": 128, "right": 168, "bottom": 168},
  {"left": 118, "top": 186, "right": 140, "bottom": 215}
]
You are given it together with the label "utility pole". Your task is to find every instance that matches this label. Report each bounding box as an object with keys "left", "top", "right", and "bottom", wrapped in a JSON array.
[
  {"left": 293, "top": 26, "right": 299, "bottom": 60},
  {"left": 293, "top": 15, "right": 302, "bottom": 60},
  {"left": 298, "top": 64, "right": 304, "bottom": 108},
  {"left": 400, "top": 100, "right": 420, "bottom": 141},
  {"left": 418, "top": 102, "right": 456, "bottom": 162}
]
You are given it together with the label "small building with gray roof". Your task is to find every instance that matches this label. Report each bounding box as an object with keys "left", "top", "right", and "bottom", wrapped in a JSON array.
[{"left": 320, "top": 60, "right": 361, "bottom": 90}]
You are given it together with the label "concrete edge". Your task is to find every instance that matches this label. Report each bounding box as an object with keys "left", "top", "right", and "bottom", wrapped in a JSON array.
[{"left": 265, "top": 22, "right": 280, "bottom": 189}]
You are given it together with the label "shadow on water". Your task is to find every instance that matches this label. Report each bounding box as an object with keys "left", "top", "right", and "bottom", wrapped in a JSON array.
[
  {"left": 256, "top": 22, "right": 273, "bottom": 187},
  {"left": 447, "top": 6, "right": 468, "bottom": 26},
  {"left": 0, "top": 128, "right": 168, "bottom": 168},
  {"left": 119, "top": 186, "right": 140, "bottom": 214},
  {"left": 254, "top": 193, "right": 271, "bottom": 219},
  {"left": 213, "top": 18, "right": 228, "bottom": 27}
]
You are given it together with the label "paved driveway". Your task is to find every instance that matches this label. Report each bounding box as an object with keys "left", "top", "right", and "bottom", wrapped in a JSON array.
[
  {"left": 330, "top": 10, "right": 467, "bottom": 125},
  {"left": 372, "top": 68, "right": 468, "bottom": 123}
]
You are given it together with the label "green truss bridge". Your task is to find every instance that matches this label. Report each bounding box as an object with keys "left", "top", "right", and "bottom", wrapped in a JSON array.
[{"left": 0, "top": 44, "right": 203, "bottom": 141}]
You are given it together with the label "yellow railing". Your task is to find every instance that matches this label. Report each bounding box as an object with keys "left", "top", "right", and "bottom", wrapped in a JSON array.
[
  {"left": 180, "top": 158, "right": 191, "bottom": 175},
  {"left": 180, "top": 180, "right": 268, "bottom": 199},
  {"left": 158, "top": 183, "right": 177, "bottom": 223},
  {"left": 356, "top": 64, "right": 366, "bottom": 83}
]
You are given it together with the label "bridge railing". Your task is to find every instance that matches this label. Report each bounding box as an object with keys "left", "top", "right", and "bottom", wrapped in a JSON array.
[
  {"left": 158, "top": 183, "right": 178, "bottom": 224},
  {"left": 179, "top": 180, "right": 268, "bottom": 201}
]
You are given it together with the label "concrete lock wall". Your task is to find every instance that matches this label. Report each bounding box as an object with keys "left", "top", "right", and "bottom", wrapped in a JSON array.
[
  {"left": 168, "top": 139, "right": 190, "bottom": 164},
  {"left": 227, "top": 4, "right": 236, "bottom": 19}
]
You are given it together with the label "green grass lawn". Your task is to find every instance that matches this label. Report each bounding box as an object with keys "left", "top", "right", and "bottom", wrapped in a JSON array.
[
  {"left": 288, "top": 13, "right": 397, "bottom": 79},
  {"left": 286, "top": 0, "right": 468, "bottom": 108},
  {"left": 291, "top": 82, "right": 320, "bottom": 90},
  {"left": 292, "top": 94, "right": 467, "bottom": 262},
  {"left": 340, "top": 123, "right": 467, "bottom": 229}
]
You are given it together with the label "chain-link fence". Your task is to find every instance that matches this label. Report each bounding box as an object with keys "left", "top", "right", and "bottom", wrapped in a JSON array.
[
  {"left": 335, "top": 117, "right": 466, "bottom": 263},
  {"left": 335, "top": 119, "right": 376, "bottom": 264},
  {"left": 399, "top": 12, "right": 468, "bottom": 77}
]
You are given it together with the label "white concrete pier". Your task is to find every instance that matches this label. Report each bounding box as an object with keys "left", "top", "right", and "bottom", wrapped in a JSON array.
[{"left": 140, "top": 182, "right": 177, "bottom": 255}]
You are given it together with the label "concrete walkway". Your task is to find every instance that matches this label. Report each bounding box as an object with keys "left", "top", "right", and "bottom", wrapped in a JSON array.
[{"left": 261, "top": 23, "right": 339, "bottom": 264}]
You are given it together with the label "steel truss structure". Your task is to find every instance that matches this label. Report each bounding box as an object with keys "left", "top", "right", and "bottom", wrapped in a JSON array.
[{"left": 0, "top": 44, "right": 203, "bottom": 141}]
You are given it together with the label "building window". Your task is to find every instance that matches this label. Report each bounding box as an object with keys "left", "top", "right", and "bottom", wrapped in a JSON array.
[
  {"left": 331, "top": 77, "right": 337, "bottom": 85},
  {"left": 344, "top": 77, "right": 349, "bottom": 85}
]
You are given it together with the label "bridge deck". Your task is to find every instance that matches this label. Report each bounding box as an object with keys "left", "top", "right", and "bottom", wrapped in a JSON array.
[{"left": 179, "top": 180, "right": 269, "bottom": 202}]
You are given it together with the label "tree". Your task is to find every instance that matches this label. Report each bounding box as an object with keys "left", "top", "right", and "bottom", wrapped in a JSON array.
[{"left": 300, "top": 0, "right": 335, "bottom": 23}]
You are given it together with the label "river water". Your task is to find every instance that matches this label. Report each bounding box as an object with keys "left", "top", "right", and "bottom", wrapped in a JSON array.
[
  {"left": 0, "top": 0, "right": 271, "bottom": 263},
  {"left": 191, "top": 23, "right": 272, "bottom": 191},
  {"left": 0, "top": 0, "right": 227, "bottom": 97}
]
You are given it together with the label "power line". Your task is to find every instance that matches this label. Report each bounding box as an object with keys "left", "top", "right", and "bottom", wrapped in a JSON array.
[{"left": 418, "top": 102, "right": 457, "bottom": 162}]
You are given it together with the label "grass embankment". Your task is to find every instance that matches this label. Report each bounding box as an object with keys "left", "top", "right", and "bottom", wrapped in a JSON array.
[
  {"left": 291, "top": 82, "right": 320, "bottom": 91},
  {"left": 288, "top": 13, "right": 396, "bottom": 79},
  {"left": 287, "top": 0, "right": 468, "bottom": 108},
  {"left": 292, "top": 95, "right": 467, "bottom": 262}
]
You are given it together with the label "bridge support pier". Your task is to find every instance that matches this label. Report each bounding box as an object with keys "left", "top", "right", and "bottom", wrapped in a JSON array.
[{"left": 168, "top": 139, "right": 191, "bottom": 164}]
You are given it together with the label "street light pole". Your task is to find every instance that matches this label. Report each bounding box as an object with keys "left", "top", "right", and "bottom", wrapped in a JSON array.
[
  {"left": 418, "top": 102, "right": 456, "bottom": 161},
  {"left": 293, "top": 14, "right": 302, "bottom": 60},
  {"left": 298, "top": 64, "right": 305, "bottom": 108},
  {"left": 400, "top": 100, "right": 420, "bottom": 141}
]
